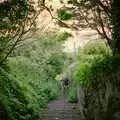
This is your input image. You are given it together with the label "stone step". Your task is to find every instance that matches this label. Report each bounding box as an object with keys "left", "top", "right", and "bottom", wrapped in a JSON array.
[
  {"left": 41, "top": 114, "right": 80, "bottom": 116},
  {"left": 40, "top": 97, "right": 81, "bottom": 120},
  {"left": 42, "top": 109, "right": 80, "bottom": 112},
  {"left": 40, "top": 115, "right": 80, "bottom": 120},
  {"left": 41, "top": 112, "right": 80, "bottom": 115}
]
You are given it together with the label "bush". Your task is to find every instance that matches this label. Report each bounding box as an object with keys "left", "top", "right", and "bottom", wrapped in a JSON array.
[
  {"left": 80, "top": 40, "right": 112, "bottom": 55},
  {"left": 57, "top": 9, "right": 72, "bottom": 20},
  {"left": 67, "top": 40, "right": 120, "bottom": 120},
  {"left": 82, "top": 55, "right": 120, "bottom": 120},
  {"left": 72, "top": 45, "right": 120, "bottom": 120},
  {"left": 0, "top": 68, "right": 40, "bottom": 120},
  {"left": 8, "top": 55, "right": 60, "bottom": 103},
  {"left": 67, "top": 84, "right": 77, "bottom": 103},
  {"left": 0, "top": 32, "right": 70, "bottom": 120},
  {"left": 0, "top": 32, "right": 69, "bottom": 120}
]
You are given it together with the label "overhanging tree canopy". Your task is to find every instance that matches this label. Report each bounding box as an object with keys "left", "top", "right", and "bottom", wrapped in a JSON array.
[
  {"left": 67, "top": 0, "right": 120, "bottom": 54},
  {"left": 0, "top": 0, "right": 44, "bottom": 64}
]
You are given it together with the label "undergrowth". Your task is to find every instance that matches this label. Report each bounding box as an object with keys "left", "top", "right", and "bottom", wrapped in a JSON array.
[
  {"left": 0, "top": 32, "right": 69, "bottom": 120},
  {"left": 68, "top": 40, "right": 120, "bottom": 119}
]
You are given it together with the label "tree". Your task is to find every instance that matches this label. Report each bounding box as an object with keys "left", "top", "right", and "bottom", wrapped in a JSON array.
[
  {"left": 67, "top": 1, "right": 112, "bottom": 46},
  {"left": 65, "top": 0, "right": 120, "bottom": 54},
  {"left": 0, "top": 0, "right": 44, "bottom": 64}
]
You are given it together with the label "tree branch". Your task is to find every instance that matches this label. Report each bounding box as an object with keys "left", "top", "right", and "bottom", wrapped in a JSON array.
[
  {"left": 98, "top": 0, "right": 111, "bottom": 17},
  {"left": 0, "top": 7, "right": 44, "bottom": 64},
  {"left": 97, "top": 6, "right": 112, "bottom": 47},
  {"left": 44, "top": 6, "right": 79, "bottom": 30}
]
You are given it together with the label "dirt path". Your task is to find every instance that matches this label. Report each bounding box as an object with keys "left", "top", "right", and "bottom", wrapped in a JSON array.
[{"left": 40, "top": 96, "right": 81, "bottom": 120}]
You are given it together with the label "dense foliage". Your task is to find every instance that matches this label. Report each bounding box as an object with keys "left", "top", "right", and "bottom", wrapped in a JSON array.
[
  {"left": 0, "top": 0, "right": 44, "bottom": 64},
  {"left": 68, "top": 40, "right": 120, "bottom": 120},
  {"left": 0, "top": 68, "right": 40, "bottom": 120},
  {"left": 0, "top": 33, "right": 68, "bottom": 120},
  {"left": 0, "top": 0, "right": 29, "bottom": 29},
  {"left": 57, "top": 8, "right": 72, "bottom": 20},
  {"left": 64, "top": 0, "right": 120, "bottom": 53},
  {"left": 1, "top": 0, "right": 120, "bottom": 120}
]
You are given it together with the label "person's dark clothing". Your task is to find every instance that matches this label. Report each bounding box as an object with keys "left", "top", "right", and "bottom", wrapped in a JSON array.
[{"left": 62, "top": 77, "right": 69, "bottom": 86}]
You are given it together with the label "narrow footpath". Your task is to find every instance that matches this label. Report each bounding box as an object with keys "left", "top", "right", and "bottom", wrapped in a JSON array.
[{"left": 40, "top": 96, "right": 81, "bottom": 120}]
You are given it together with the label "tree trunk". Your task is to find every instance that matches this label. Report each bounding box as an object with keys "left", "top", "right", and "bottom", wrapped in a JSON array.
[
  {"left": 111, "top": 0, "right": 120, "bottom": 54},
  {"left": 0, "top": 104, "right": 5, "bottom": 120}
]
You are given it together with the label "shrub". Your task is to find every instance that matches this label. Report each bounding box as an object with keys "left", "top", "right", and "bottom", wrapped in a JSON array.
[
  {"left": 72, "top": 52, "right": 120, "bottom": 120},
  {"left": 0, "top": 32, "right": 69, "bottom": 120},
  {"left": 57, "top": 9, "right": 72, "bottom": 20},
  {"left": 8, "top": 56, "right": 59, "bottom": 104},
  {"left": 83, "top": 55, "right": 120, "bottom": 120},
  {"left": 67, "top": 84, "right": 77, "bottom": 103},
  {"left": 68, "top": 40, "right": 120, "bottom": 120},
  {"left": 57, "top": 32, "right": 72, "bottom": 41},
  {"left": 0, "top": 68, "right": 40, "bottom": 120},
  {"left": 80, "top": 40, "right": 112, "bottom": 55}
]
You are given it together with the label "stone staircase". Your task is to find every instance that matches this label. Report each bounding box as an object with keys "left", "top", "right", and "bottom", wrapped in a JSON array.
[{"left": 40, "top": 97, "right": 81, "bottom": 120}]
